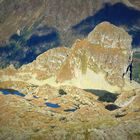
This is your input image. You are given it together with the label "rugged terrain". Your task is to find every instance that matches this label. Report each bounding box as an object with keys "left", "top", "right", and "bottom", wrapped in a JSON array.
[
  {"left": 0, "top": 22, "right": 140, "bottom": 140},
  {"left": 0, "top": 0, "right": 140, "bottom": 44},
  {"left": 0, "top": 0, "right": 140, "bottom": 69}
]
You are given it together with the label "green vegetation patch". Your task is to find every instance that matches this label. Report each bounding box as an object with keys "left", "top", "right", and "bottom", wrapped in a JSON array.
[{"left": 133, "top": 52, "right": 140, "bottom": 83}]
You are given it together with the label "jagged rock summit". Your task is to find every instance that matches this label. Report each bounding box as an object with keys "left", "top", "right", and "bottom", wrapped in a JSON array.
[
  {"left": 56, "top": 22, "right": 133, "bottom": 91},
  {"left": 0, "top": 22, "right": 136, "bottom": 93},
  {"left": 88, "top": 22, "right": 132, "bottom": 50},
  {"left": 0, "top": 22, "right": 140, "bottom": 140}
]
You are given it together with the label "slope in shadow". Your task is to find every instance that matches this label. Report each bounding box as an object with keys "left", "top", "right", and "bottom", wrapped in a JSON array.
[
  {"left": 72, "top": 2, "right": 140, "bottom": 47},
  {"left": 0, "top": 26, "right": 61, "bottom": 68},
  {"left": 105, "top": 104, "right": 120, "bottom": 111},
  {"left": 84, "top": 89, "right": 119, "bottom": 102}
]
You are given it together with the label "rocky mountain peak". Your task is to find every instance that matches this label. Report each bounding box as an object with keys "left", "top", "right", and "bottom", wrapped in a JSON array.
[
  {"left": 1, "top": 22, "right": 135, "bottom": 92},
  {"left": 88, "top": 22, "right": 132, "bottom": 50},
  {"left": 0, "top": 22, "right": 134, "bottom": 93},
  {"left": 56, "top": 22, "right": 132, "bottom": 91},
  {"left": 0, "top": 22, "right": 140, "bottom": 140}
]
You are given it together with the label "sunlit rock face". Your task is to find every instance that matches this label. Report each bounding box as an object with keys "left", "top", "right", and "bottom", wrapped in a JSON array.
[
  {"left": 19, "top": 47, "right": 70, "bottom": 80},
  {"left": 0, "top": 22, "right": 133, "bottom": 92},
  {"left": 57, "top": 22, "right": 132, "bottom": 89},
  {"left": 128, "top": 0, "right": 140, "bottom": 8},
  {"left": 0, "top": 22, "right": 140, "bottom": 140},
  {"left": 87, "top": 22, "right": 132, "bottom": 50},
  {"left": 0, "top": 47, "right": 69, "bottom": 82}
]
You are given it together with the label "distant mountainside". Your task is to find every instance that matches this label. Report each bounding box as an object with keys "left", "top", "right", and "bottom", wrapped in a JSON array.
[
  {"left": 0, "top": 0, "right": 46, "bottom": 43},
  {"left": 0, "top": 0, "right": 140, "bottom": 68}
]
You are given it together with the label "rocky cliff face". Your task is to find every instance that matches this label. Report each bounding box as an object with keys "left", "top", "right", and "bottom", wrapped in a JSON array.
[
  {"left": 56, "top": 22, "right": 131, "bottom": 90},
  {"left": 0, "top": 22, "right": 132, "bottom": 92},
  {"left": 0, "top": 22, "right": 140, "bottom": 140},
  {"left": 20, "top": 47, "right": 70, "bottom": 80}
]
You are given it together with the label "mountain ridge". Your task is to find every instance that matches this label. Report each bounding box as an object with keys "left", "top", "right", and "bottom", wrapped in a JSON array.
[
  {"left": 0, "top": 22, "right": 138, "bottom": 92},
  {"left": 0, "top": 22, "right": 140, "bottom": 140}
]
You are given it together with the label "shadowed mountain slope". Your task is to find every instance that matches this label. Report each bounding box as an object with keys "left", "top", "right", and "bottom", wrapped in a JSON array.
[
  {"left": 0, "top": 1, "right": 140, "bottom": 68},
  {"left": 72, "top": 3, "right": 140, "bottom": 47}
]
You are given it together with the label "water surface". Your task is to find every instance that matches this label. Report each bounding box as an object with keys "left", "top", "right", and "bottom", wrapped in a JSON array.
[
  {"left": 64, "top": 108, "right": 77, "bottom": 112},
  {"left": 45, "top": 102, "right": 61, "bottom": 108},
  {"left": 0, "top": 89, "right": 25, "bottom": 97}
]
